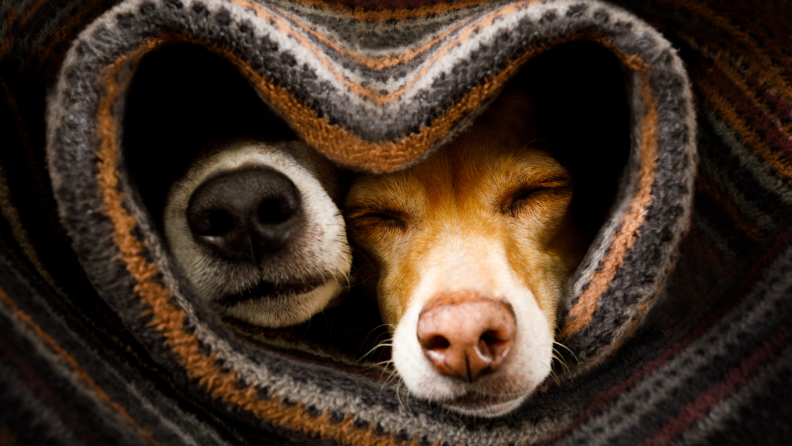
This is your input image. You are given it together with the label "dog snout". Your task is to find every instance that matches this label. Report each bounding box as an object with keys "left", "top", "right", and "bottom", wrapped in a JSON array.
[
  {"left": 187, "top": 167, "right": 302, "bottom": 263},
  {"left": 416, "top": 293, "right": 515, "bottom": 383}
]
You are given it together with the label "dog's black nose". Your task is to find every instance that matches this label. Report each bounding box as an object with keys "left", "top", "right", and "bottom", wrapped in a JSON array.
[{"left": 187, "top": 167, "right": 302, "bottom": 264}]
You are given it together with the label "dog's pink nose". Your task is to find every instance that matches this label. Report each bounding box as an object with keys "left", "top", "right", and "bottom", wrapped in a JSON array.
[{"left": 416, "top": 292, "right": 515, "bottom": 382}]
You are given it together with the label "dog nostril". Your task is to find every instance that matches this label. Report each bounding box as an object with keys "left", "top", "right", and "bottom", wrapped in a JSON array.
[
  {"left": 416, "top": 294, "right": 516, "bottom": 382},
  {"left": 421, "top": 335, "right": 451, "bottom": 351},
  {"left": 478, "top": 330, "right": 511, "bottom": 360},
  {"left": 186, "top": 167, "right": 302, "bottom": 263},
  {"left": 480, "top": 331, "right": 501, "bottom": 346},
  {"left": 480, "top": 330, "right": 509, "bottom": 349},
  {"left": 258, "top": 198, "right": 297, "bottom": 225}
]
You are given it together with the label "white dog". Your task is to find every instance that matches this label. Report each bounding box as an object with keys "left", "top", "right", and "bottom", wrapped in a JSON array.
[{"left": 164, "top": 139, "right": 351, "bottom": 328}]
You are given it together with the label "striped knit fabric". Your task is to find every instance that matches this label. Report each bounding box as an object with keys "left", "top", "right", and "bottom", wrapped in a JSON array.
[{"left": 0, "top": 0, "right": 790, "bottom": 445}]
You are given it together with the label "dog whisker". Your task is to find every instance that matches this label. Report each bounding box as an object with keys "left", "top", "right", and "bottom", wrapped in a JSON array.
[
  {"left": 553, "top": 340, "right": 579, "bottom": 364},
  {"left": 370, "top": 360, "right": 396, "bottom": 369},
  {"left": 551, "top": 349, "right": 571, "bottom": 376},
  {"left": 359, "top": 324, "right": 393, "bottom": 353},
  {"left": 394, "top": 377, "right": 406, "bottom": 412},
  {"left": 549, "top": 369, "right": 561, "bottom": 386},
  {"left": 358, "top": 340, "right": 394, "bottom": 363}
]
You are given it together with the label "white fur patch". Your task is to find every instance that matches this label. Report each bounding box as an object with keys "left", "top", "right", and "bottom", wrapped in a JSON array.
[
  {"left": 391, "top": 233, "right": 553, "bottom": 417},
  {"left": 164, "top": 140, "right": 351, "bottom": 328}
]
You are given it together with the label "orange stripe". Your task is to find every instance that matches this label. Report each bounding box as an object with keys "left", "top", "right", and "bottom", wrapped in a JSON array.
[
  {"left": 367, "top": 0, "right": 541, "bottom": 105},
  {"left": 93, "top": 37, "right": 411, "bottom": 446},
  {"left": 695, "top": 76, "right": 792, "bottom": 184},
  {"left": 283, "top": 0, "right": 498, "bottom": 22},
  {"left": 230, "top": 0, "right": 385, "bottom": 102},
  {"left": 560, "top": 72, "right": 659, "bottom": 339},
  {"left": 660, "top": 0, "right": 792, "bottom": 105},
  {"left": 613, "top": 221, "right": 725, "bottom": 360},
  {"left": 235, "top": 0, "right": 543, "bottom": 105},
  {"left": 149, "top": 29, "right": 635, "bottom": 173},
  {"left": 258, "top": 31, "right": 635, "bottom": 172},
  {"left": 610, "top": 248, "right": 680, "bottom": 358},
  {"left": 42, "top": 0, "right": 643, "bottom": 173},
  {"left": 273, "top": 4, "right": 477, "bottom": 71},
  {"left": 0, "top": 286, "right": 163, "bottom": 446}
]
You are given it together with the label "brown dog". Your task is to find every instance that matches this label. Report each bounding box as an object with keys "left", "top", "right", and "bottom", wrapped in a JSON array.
[{"left": 345, "top": 85, "right": 591, "bottom": 417}]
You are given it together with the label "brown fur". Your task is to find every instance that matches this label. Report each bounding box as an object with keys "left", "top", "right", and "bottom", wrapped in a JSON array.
[
  {"left": 346, "top": 86, "right": 587, "bottom": 329},
  {"left": 344, "top": 85, "right": 590, "bottom": 416}
]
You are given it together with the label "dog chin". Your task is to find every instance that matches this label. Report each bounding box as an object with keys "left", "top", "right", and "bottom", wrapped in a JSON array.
[
  {"left": 441, "top": 393, "right": 527, "bottom": 417},
  {"left": 217, "top": 278, "right": 343, "bottom": 328}
]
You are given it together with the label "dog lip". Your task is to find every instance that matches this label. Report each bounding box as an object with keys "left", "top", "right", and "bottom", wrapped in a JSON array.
[
  {"left": 441, "top": 391, "right": 523, "bottom": 409},
  {"left": 216, "top": 278, "right": 326, "bottom": 307}
]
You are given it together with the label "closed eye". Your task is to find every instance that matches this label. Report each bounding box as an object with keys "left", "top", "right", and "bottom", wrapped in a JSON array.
[
  {"left": 346, "top": 208, "right": 409, "bottom": 230},
  {"left": 503, "top": 176, "right": 572, "bottom": 217}
]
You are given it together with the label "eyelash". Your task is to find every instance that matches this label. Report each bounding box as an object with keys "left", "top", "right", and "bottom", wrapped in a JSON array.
[
  {"left": 505, "top": 182, "right": 571, "bottom": 216},
  {"left": 350, "top": 210, "right": 408, "bottom": 230}
]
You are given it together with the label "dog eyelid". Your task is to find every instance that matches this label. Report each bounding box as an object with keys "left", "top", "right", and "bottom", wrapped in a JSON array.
[
  {"left": 502, "top": 175, "right": 572, "bottom": 216},
  {"left": 345, "top": 208, "right": 410, "bottom": 230}
]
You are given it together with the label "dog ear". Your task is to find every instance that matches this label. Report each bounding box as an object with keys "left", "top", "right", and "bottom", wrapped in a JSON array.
[{"left": 122, "top": 44, "right": 297, "bottom": 233}]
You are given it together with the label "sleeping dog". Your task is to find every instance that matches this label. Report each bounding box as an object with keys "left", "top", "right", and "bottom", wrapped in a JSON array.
[
  {"left": 344, "top": 86, "right": 591, "bottom": 417},
  {"left": 164, "top": 139, "right": 352, "bottom": 328}
]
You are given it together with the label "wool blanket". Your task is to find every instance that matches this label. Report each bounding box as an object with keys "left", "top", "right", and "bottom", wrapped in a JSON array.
[{"left": 0, "top": 0, "right": 791, "bottom": 444}]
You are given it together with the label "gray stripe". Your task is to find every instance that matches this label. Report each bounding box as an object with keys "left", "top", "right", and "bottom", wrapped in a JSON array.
[
  {"left": 705, "top": 109, "right": 792, "bottom": 206},
  {"left": 555, "top": 238, "right": 792, "bottom": 446},
  {"left": 52, "top": 0, "right": 694, "bottom": 143},
  {"left": 678, "top": 344, "right": 792, "bottom": 446},
  {"left": 0, "top": 364, "right": 80, "bottom": 446},
  {"left": 271, "top": 0, "right": 509, "bottom": 54},
  {"left": 23, "top": 0, "right": 94, "bottom": 51},
  {"left": 0, "top": 281, "right": 226, "bottom": 446},
  {"left": 0, "top": 0, "right": 60, "bottom": 45},
  {"left": 0, "top": 305, "right": 145, "bottom": 445},
  {"left": 698, "top": 140, "right": 775, "bottom": 229}
]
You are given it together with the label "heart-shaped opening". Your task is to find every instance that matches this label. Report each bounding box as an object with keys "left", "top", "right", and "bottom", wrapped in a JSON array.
[{"left": 120, "top": 41, "right": 631, "bottom": 368}]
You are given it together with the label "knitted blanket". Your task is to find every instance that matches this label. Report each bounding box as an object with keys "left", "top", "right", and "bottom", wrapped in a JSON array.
[{"left": 1, "top": 0, "right": 791, "bottom": 444}]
